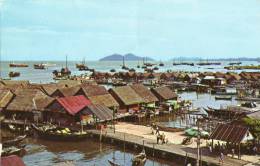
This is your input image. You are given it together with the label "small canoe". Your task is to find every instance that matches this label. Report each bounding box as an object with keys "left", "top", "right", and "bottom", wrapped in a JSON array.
[
  {"left": 9, "top": 72, "right": 20, "bottom": 77},
  {"left": 215, "top": 96, "right": 232, "bottom": 100}
]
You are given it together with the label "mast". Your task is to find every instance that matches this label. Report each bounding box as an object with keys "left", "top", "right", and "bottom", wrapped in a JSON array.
[
  {"left": 123, "top": 56, "right": 125, "bottom": 67},
  {"left": 66, "top": 55, "right": 68, "bottom": 68}
]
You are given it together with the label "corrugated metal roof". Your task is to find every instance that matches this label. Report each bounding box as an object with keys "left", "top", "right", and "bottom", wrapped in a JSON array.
[
  {"left": 209, "top": 124, "right": 249, "bottom": 143},
  {"left": 1, "top": 155, "right": 26, "bottom": 166},
  {"left": 57, "top": 95, "right": 91, "bottom": 115},
  {"left": 87, "top": 104, "right": 113, "bottom": 121}
]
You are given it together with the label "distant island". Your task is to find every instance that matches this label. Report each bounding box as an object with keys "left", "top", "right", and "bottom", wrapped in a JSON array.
[{"left": 99, "top": 53, "right": 154, "bottom": 61}]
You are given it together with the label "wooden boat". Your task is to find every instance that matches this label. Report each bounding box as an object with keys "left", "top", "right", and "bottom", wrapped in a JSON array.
[
  {"left": 1, "top": 146, "right": 26, "bottom": 157},
  {"left": 129, "top": 68, "right": 136, "bottom": 72},
  {"left": 9, "top": 63, "right": 28, "bottom": 67},
  {"left": 235, "top": 97, "right": 260, "bottom": 102},
  {"left": 132, "top": 151, "right": 146, "bottom": 166},
  {"left": 34, "top": 64, "right": 46, "bottom": 69},
  {"left": 32, "top": 124, "right": 88, "bottom": 141},
  {"left": 153, "top": 66, "right": 159, "bottom": 70},
  {"left": 229, "top": 62, "right": 242, "bottom": 65},
  {"left": 197, "top": 62, "right": 221, "bottom": 66},
  {"left": 3, "top": 135, "right": 26, "bottom": 148},
  {"left": 110, "top": 69, "right": 116, "bottom": 72},
  {"left": 156, "top": 123, "right": 184, "bottom": 132},
  {"left": 9, "top": 71, "right": 20, "bottom": 77},
  {"left": 215, "top": 96, "right": 232, "bottom": 100},
  {"left": 108, "top": 160, "right": 121, "bottom": 166}
]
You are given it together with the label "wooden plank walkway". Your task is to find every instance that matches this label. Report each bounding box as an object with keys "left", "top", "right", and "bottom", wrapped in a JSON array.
[{"left": 87, "top": 129, "right": 249, "bottom": 166}]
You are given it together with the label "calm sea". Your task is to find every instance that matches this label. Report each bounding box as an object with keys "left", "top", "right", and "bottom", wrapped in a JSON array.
[{"left": 0, "top": 60, "right": 259, "bottom": 83}]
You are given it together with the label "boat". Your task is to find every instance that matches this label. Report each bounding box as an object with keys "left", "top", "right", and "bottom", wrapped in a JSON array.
[
  {"left": 7, "top": 124, "right": 32, "bottom": 135},
  {"left": 110, "top": 69, "right": 116, "bottom": 72},
  {"left": 156, "top": 123, "right": 184, "bottom": 132},
  {"left": 32, "top": 124, "right": 89, "bottom": 141},
  {"left": 229, "top": 62, "right": 242, "bottom": 65},
  {"left": 9, "top": 63, "right": 28, "bottom": 67},
  {"left": 9, "top": 71, "right": 20, "bottom": 77},
  {"left": 197, "top": 62, "right": 221, "bottom": 66},
  {"left": 153, "top": 66, "right": 159, "bottom": 70},
  {"left": 34, "top": 64, "right": 46, "bottom": 69},
  {"left": 76, "top": 58, "right": 88, "bottom": 71},
  {"left": 132, "top": 150, "right": 146, "bottom": 166},
  {"left": 53, "top": 56, "right": 71, "bottom": 80},
  {"left": 159, "top": 61, "right": 164, "bottom": 66},
  {"left": 3, "top": 135, "right": 26, "bottom": 148},
  {"left": 1, "top": 146, "right": 26, "bottom": 157},
  {"left": 215, "top": 96, "right": 232, "bottom": 100}
]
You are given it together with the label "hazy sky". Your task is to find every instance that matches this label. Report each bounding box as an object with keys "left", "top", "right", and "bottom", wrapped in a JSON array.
[{"left": 1, "top": 0, "right": 260, "bottom": 61}]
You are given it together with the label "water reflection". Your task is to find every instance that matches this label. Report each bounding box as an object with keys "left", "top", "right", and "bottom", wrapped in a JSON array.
[{"left": 22, "top": 138, "right": 176, "bottom": 166}]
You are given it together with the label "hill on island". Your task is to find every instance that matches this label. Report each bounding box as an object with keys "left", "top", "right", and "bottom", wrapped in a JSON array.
[{"left": 99, "top": 53, "right": 154, "bottom": 61}]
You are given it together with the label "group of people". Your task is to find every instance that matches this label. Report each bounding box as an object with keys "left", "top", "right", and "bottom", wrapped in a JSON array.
[{"left": 151, "top": 123, "right": 168, "bottom": 144}]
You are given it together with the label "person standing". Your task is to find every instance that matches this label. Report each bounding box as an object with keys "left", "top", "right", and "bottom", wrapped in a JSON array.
[{"left": 219, "top": 152, "right": 224, "bottom": 165}]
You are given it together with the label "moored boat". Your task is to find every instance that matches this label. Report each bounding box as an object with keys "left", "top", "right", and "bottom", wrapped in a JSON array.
[
  {"left": 1, "top": 146, "right": 26, "bottom": 157},
  {"left": 215, "top": 96, "right": 232, "bottom": 100},
  {"left": 32, "top": 124, "right": 88, "bottom": 141},
  {"left": 9, "top": 63, "right": 28, "bottom": 67},
  {"left": 9, "top": 72, "right": 20, "bottom": 77},
  {"left": 34, "top": 64, "right": 46, "bottom": 69}
]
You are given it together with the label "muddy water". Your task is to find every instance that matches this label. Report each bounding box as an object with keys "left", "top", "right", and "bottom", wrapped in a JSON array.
[{"left": 20, "top": 137, "right": 179, "bottom": 166}]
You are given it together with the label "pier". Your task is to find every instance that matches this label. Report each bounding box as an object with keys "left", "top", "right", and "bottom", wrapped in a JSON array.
[{"left": 87, "top": 129, "right": 249, "bottom": 166}]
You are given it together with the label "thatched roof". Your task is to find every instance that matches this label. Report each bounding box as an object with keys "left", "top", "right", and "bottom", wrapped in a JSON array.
[
  {"left": 0, "top": 90, "right": 14, "bottom": 108},
  {"left": 1, "top": 80, "right": 29, "bottom": 86},
  {"left": 130, "top": 84, "right": 158, "bottom": 103},
  {"left": 41, "top": 84, "right": 66, "bottom": 96},
  {"left": 151, "top": 86, "right": 177, "bottom": 100},
  {"left": 109, "top": 86, "right": 144, "bottom": 105},
  {"left": 88, "top": 94, "right": 119, "bottom": 108},
  {"left": 81, "top": 85, "right": 108, "bottom": 97},
  {"left": 59, "top": 85, "right": 82, "bottom": 97},
  {"left": 6, "top": 89, "right": 54, "bottom": 111}
]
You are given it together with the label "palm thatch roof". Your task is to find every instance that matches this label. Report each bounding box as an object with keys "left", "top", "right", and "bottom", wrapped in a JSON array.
[
  {"left": 0, "top": 90, "right": 14, "bottom": 109},
  {"left": 57, "top": 80, "right": 81, "bottom": 87},
  {"left": 81, "top": 85, "right": 108, "bottom": 97},
  {"left": 130, "top": 84, "right": 158, "bottom": 103},
  {"left": 6, "top": 89, "right": 54, "bottom": 111},
  {"left": 109, "top": 86, "right": 144, "bottom": 105},
  {"left": 41, "top": 84, "right": 66, "bottom": 96},
  {"left": 151, "top": 86, "right": 177, "bottom": 100},
  {"left": 88, "top": 94, "right": 119, "bottom": 108},
  {"left": 59, "top": 85, "right": 82, "bottom": 97}
]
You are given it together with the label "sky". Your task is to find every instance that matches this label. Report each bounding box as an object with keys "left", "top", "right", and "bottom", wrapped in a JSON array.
[{"left": 0, "top": 0, "right": 260, "bottom": 61}]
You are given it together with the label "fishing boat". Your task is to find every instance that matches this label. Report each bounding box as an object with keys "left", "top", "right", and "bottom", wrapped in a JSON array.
[
  {"left": 156, "top": 123, "right": 184, "bottom": 132},
  {"left": 215, "top": 96, "right": 232, "bottom": 100},
  {"left": 159, "top": 61, "right": 164, "bottom": 66},
  {"left": 9, "top": 63, "right": 28, "bottom": 67},
  {"left": 34, "top": 63, "right": 46, "bottom": 69},
  {"left": 32, "top": 124, "right": 88, "bottom": 141},
  {"left": 110, "top": 69, "right": 116, "bottom": 72},
  {"left": 132, "top": 150, "right": 146, "bottom": 166},
  {"left": 9, "top": 71, "right": 20, "bottom": 77},
  {"left": 76, "top": 58, "right": 88, "bottom": 71},
  {"left": 53, "top": 56, "right": 71, "bottom": 80},
  {"left": 2, "top": 135, "right": 26, "bottom": 148},
  {"left": 153, "top": 66, "right": 159, "bottom": 70},
  {"left": 229, "top": 62, "right": 242, "bottom": 65}
]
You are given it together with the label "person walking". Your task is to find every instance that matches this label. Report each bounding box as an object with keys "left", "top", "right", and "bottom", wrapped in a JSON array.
[{"left": 219, "top": 152, "right": 224, "bottom": 165}]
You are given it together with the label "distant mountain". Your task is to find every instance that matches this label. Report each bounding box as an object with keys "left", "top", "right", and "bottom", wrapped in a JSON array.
[{"left": 99, "top": 53, "right": 154, "bottom": 61}]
